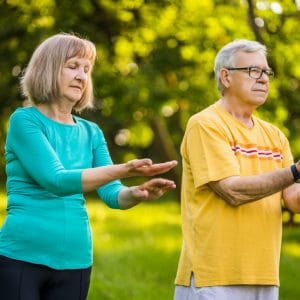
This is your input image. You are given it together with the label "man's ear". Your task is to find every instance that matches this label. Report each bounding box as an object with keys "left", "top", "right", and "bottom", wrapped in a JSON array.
[{"left": 219, "top": 68, "right": 231, "bottom": 88}]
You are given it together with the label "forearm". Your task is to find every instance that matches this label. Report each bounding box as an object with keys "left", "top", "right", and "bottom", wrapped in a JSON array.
[
  {"left": 82, "top": 164, "right": 128, "bottom": 192},
  {"left": 209, "top": 166, "right": 295, "bottom": 206}
]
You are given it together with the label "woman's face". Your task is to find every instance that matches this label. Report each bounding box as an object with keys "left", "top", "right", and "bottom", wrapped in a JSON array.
[{"left": 59, "top": 56, "right": 92, "bottom": 105}]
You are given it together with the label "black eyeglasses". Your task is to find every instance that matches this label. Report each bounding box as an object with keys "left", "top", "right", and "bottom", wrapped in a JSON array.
[{"left": 226, "top": 66, "right": 274, "bottom": 80}]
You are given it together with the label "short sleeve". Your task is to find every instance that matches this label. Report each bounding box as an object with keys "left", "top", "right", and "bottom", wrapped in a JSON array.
[{"left": 182, "top": 119, "right": 240, "bottom": 188}]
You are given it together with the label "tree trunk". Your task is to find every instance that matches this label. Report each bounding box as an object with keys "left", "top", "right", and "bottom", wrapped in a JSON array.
[{"left": 150, "top": 115, "right": 181, "bottom": 201}]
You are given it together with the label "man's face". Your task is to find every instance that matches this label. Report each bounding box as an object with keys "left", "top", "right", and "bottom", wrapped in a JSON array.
[{"left": 225, "top": 51, "right": 271, "bottom": 108}]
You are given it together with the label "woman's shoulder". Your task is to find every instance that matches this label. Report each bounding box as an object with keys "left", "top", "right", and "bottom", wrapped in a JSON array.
[
  {"left": 10, "top": 106, "right": 35, "bottom": 116},
  {"left": 9, "top": 106, "right": 38, "bottom": 124}
]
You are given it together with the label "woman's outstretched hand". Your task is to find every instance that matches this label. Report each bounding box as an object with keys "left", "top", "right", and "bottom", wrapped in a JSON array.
[
  {"left": 125, "top": 159, "right": 178, "bottom": 177},
  {"left": 82, "top": 159, "right": 177, "bottom": 193},
  {"left": 118, "top": 178, "right": 177, "bottom": 209},
  {"left": 132, "top": 178, "right": 176, "bottom": 201}
]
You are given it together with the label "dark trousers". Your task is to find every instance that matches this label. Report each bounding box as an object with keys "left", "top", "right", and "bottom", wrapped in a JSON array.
[{"left": 0, "top": 255, "right": 91, "bottom": 300}]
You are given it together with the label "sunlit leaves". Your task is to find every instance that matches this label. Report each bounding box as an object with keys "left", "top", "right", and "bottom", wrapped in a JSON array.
[
  {"left": 1, "top": 0, "right": 300, "bottom": 169},
  {"left": 115, "top": 122, "right": 154, "bottom": 148},
  {"left": 6, "top": 0, "right": 55, "bottom": 30}
]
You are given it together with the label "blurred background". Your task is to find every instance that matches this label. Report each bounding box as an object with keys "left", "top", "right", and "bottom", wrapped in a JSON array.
[{"left": 1, "top": 0, "right": 300, "bottom": 299}]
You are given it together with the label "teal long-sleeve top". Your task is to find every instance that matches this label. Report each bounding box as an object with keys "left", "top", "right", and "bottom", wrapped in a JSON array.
[{"left": 0, "top": 106, "right": 125, "bottom": 269}]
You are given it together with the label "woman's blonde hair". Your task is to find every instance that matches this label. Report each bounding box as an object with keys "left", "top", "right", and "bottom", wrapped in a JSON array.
[{"left": 20, "top": 33, "right": 97, "bottom": 112}]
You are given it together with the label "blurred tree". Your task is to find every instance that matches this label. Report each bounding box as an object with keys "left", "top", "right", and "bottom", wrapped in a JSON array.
[{"left": 0, "top": 0, "right": 300, "bottom": 202}]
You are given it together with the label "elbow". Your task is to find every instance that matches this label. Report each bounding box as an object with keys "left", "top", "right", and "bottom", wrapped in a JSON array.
[
  {"left": 226, "top": 196, "right": 241, "bottom": 207},
  {"left": 210, "top": 180, "right": 254, "bottom": 207},
  {"left": 210, "top": 180, "right": 247, "bottom": 207},
  {"left": 228, "top": 199, "right": 240, "bottom": 207},
  {"left": 42, "top": 175, "right": 80, "bottom": 196},
  {"left": 44, "top": 181, "right": 71, "bottom": 196},
  {"left": 223, "top": 191, "right": 248, "bottom": 207}
]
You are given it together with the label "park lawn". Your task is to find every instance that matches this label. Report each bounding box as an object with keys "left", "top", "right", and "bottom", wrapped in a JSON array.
[
  {"left": 280, "top": 224, "right": 300, "bottom": 300},
  {"left": 0, "top": 189, "right": 300, "bottom": 299},
  {"left": 87, "top": 195, "right": 181, "bottom": 300}
]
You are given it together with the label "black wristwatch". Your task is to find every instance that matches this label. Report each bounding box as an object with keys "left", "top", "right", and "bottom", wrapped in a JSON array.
[{"left": 291, "top": 164, "right": 300, "bottom": 183}]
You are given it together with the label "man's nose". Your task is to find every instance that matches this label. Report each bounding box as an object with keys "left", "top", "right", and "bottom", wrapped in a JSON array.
[{"left": 258, "top": 71, "right": 269, "bottom": 82}]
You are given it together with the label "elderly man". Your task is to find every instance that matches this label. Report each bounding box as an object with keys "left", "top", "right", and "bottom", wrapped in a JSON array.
[{"left": 174, "top": 39, "right": 300, "bottom": 300}]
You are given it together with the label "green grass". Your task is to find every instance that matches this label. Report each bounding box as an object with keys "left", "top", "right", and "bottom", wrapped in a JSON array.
[
  {"left": 280, "top": 226, "right": 300, "bottom": 300},
  {"left": 87, "top": 197, "right": 181, "bottom": 300},
  {"left": 1, "top": 190, "right": 300, "bottom": 299}
]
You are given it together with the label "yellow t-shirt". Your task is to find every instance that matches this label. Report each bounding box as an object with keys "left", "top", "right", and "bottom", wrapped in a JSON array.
[{"left": 175, "top": 102, "right": 293, "bottom": 287}]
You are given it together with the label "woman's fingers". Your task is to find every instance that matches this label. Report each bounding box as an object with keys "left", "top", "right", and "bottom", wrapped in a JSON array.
[{"left": 128, "top": 160, "right": 178, "bottom": 176}]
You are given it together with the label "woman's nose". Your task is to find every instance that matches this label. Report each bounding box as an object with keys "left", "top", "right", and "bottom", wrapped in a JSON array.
[{"left": 75, "top": 68, "right": 87, "bottom": 81}]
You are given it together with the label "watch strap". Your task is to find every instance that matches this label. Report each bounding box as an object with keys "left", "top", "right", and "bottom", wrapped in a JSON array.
[{"left": 291, "top": 164, "right": 300, "bottom": 182}]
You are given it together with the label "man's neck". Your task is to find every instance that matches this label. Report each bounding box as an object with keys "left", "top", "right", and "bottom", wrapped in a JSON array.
[{"left": 219, "top": 98, "right": 254, "bottom": 129}]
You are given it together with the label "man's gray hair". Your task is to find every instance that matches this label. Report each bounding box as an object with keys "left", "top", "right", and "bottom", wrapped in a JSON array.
[{"left": 214, "top": 39, "right": 267, "bottom": 95}]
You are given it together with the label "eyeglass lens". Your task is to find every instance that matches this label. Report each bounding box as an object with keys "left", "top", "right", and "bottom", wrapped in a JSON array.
[{"left": 250, "top": 67, "right": 274, "bottom": 79}]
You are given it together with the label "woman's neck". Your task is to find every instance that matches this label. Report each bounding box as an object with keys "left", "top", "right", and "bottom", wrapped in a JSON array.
[{"left": 35, "top": 103, "right": 75, "bottom": 124}]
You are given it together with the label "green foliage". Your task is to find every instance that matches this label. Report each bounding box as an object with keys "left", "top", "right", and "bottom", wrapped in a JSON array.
[{"left": 1, "top": 0, "right": 300, "bottom": 183}]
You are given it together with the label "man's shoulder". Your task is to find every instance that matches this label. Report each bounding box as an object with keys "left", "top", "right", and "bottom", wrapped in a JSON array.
[
  {"left": 254, "top": 115, "right": 282, "bottom": 131},
  {"left": 187, "top": 102, "right": 221, "bottom": 127},
  {"left": 254, "top": 115, "right": 288, "bottom": 140}
]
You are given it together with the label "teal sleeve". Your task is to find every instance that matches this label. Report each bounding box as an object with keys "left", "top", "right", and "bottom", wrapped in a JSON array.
[
  {"left": 92, "top": 127, "right": 125, "bottom": 209},
  {"left": 6, "top": 110, "right": 83, "bottom": 196}
]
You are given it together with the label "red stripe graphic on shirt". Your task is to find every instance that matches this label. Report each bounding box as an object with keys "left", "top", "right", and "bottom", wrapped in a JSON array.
[{"left": 231, "top": 143, "right": 283, "bottom": 160}]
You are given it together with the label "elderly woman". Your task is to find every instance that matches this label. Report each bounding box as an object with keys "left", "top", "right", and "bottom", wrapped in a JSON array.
[{"left": 0, "top": 33, "right": 177, "bottom": 300}]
